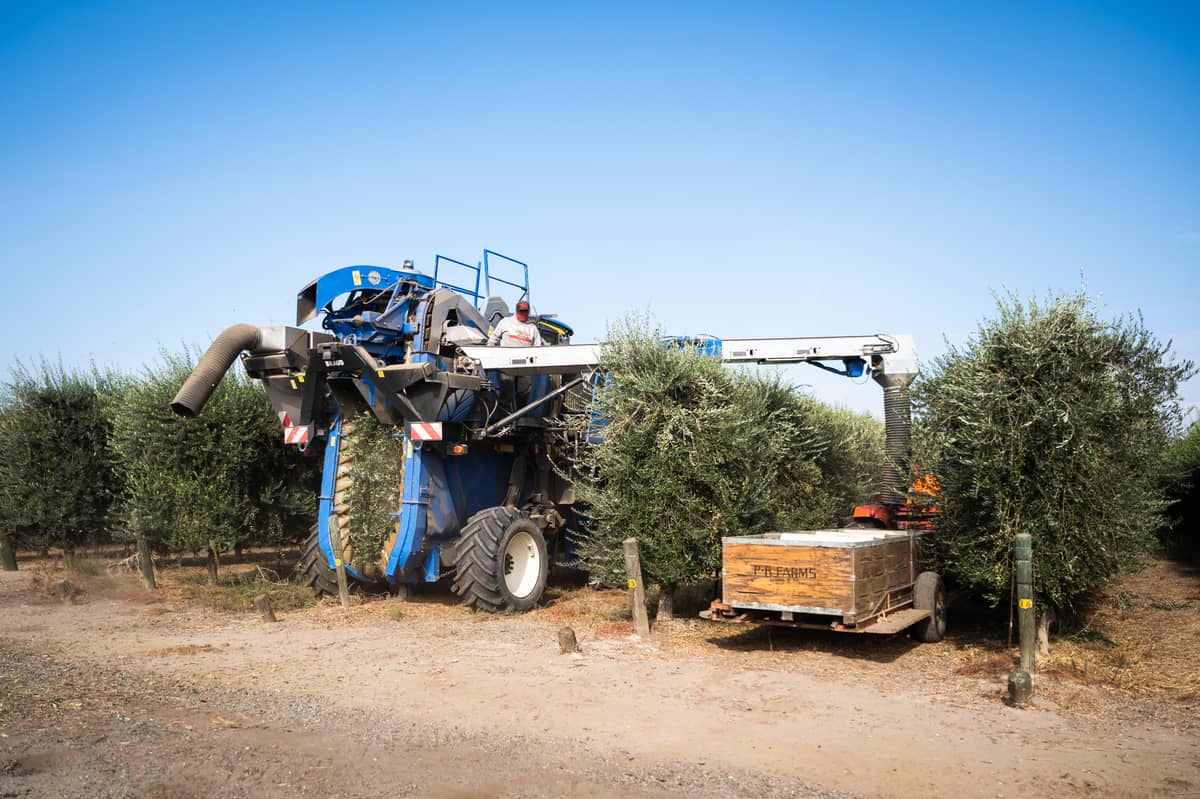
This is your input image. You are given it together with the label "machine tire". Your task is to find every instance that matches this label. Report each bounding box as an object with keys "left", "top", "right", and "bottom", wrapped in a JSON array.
[
  {"left": 911, "top": 571, "right": 947, "bottom": 643},
  {"left": 297, "top": 524, "right": 388, "bottom": 598},
  {"left": 452, "top": 506, "right": 549, "bottom": 613}
]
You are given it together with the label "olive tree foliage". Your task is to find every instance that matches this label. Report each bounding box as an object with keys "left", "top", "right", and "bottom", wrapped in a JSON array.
[
  {"left": 912, "top": 291, "right": 1195, "bottom": 613},
  {"left": 344, "top": 410, "right": 405, "bottom": 578},
  {"left": 570, "top": 318, "right": 886, "bottom": 589},
  {"left": 108, "top": 351, "right": 317, "bottom": 557},
  {"left": 0, "top": 362, "right": 121, "bottom": 553},
  {"left": 1160, "top": 420, "right": 1200, "bottom": 561}
]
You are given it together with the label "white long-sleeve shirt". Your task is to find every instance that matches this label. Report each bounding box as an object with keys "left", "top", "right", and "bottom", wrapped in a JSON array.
[{"left": 487, "top": 316, "right": 542, "bottom": 347}]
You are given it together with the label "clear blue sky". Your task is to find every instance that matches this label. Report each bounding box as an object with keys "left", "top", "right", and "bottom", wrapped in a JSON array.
[{"left": 2, "top": 1, "right": 1197, "bottom": 419}]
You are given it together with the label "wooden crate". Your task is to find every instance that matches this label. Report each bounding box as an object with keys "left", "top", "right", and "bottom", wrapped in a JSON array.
[{"left": 721, "top": 530, "right": 920, "bottom": 626}]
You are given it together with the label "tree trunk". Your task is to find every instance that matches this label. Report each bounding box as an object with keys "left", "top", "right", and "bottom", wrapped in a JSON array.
[
  {"left": 62, "top": 546, "right": 76, "bottom": 572},
  {"left": 206, "top": 541, "right": 219, "bottom": 585},
  {"left": 657, "top": 585, "right": 676, "bottom": 620},
  {"left": 136, "top": 535, "right": 156, "bottom": 590},
  {"left": 0, "top": 530, "right": 17, "bottom": 571},
  {"left": 1036, "top": 606, "right": 1055, "bottom": 656}
]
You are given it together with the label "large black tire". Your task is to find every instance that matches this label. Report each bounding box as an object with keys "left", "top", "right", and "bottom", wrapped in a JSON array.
[
  {"left": 911, "top": 570, "right": 947, "bottom": 643},
  {"left": 452, "top": 506, "right": 549, "bottom": 612},
  {"left": 297, "top": 524, "right": 389, "bottom": 598}
]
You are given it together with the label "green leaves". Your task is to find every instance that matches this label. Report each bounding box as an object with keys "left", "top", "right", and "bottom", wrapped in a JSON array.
[
  {"left": 1160, "top": 420, "right": 1200, "bottom": 559},
  {"left": 914, "top": 290, "right": 1196, "bottom": 611},
  {"left": 106, "top": 350, "right": 318, "bottom": 555},
  {"left": 0, "top": 362, "right": 121, "bottom": 551},
  {"left": 570, "top": 317, "right": 885, "bottom": 589},
  {"left": 343, "top": 412, "right": 404, "bottom": 577}
]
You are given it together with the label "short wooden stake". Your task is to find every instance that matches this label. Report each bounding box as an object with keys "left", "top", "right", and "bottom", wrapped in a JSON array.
[
  {"left": 136, "top": 535, "right": 156, "bottom": 590},
  {"left": 54, "top": 579, "right": 75, "bottom": 606},
  {"left": 557, "top": 626, "right": 579, "bottom": 654},
  {"left": 622, "top": 538, "right": 651, "bottom": 637},
  {"left": 252, "top": 594, "right": 278, "bottom": 623},
  {"left": 327, "top": 515, "right": 351, "bottom": 609},
  {"left": 0, "top": 530, "right": 17, "bottom": 572}
]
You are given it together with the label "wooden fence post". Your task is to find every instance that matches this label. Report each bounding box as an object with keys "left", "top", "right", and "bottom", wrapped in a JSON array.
[
  {"left": 327, "top": 514, "right": 351, "bottom": 609},
  {"left": 1008, "top": 532, "right": 1034, "bottom": 706},
  {"left": 623, "top": 538, "right": 651, "bottom": 637}
]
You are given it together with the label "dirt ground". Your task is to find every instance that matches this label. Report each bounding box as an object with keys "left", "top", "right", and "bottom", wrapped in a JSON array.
[{"left": 1, "top": 557, "right": 1198, "bottom": 798}]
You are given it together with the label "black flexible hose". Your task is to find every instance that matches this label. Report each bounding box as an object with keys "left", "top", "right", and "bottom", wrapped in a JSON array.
[{"left": 170, "top": 323, "right": 262, "bottom": 417}]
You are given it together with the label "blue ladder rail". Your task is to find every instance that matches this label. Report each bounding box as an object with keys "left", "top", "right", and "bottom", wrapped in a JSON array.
[
  {"left": 433, "top": 254, "right": 484, "bottom": 307},
  {"left": 482, "top": 249, "right": 530, "bottom": 306}
]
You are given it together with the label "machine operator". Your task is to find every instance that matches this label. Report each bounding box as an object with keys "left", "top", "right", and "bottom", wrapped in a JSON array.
[{"left": 487, "top": 299, "right": 542, "bottom": 347}]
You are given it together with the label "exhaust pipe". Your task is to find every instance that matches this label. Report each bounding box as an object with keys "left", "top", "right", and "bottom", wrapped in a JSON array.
[{"left": 170, "top": 324, "right": 264, "bottom": 418}]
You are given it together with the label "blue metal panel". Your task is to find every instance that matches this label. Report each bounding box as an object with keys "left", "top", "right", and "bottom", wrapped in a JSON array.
[
  {"left": 423, "top": 548, "right": 441, "bottom": 582},
  {"left": 665, "top": 334, "right": 723, "bottom": 358},
  {"left": 311, "top": 265, "right": 432, "bottom": 314},
  {"left": 316, "top": 416, "right": 376, "bottom": 583},
  {"left": 384, "top": 436, "right": 431, "bottom": 582}
]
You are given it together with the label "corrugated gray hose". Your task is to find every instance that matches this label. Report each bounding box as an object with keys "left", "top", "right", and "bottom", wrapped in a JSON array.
[{"left": 170, "top": 323, "right": 262, "bottom": 417}]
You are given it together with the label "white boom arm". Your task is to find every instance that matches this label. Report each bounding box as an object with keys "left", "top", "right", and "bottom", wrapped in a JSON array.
[{"left": 459, "top": 333, "right": 918, "bottom": 385}]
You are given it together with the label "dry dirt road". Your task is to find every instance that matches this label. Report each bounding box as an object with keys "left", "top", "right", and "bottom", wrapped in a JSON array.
[{"left": 1, "top": 569, "right": 1197, "bottom": 798}]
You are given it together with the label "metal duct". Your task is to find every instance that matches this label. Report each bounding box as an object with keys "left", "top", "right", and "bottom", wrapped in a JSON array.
[
  {"left": 881, "top": 384, "right": 912, "bottom": 505},
  {"left": 170, "top": 323, "right": 263, "bottom": 418}
]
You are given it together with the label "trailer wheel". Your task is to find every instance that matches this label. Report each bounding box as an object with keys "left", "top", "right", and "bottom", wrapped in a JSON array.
[
  {"left": 297, "top": 524, "right": 388, "bottom": 598},
  {"left": 911, "top": 571, "right": 947, "bottom": 643},
  {"left": 452, "top": 506, "right": 548, "bottom": 613}
]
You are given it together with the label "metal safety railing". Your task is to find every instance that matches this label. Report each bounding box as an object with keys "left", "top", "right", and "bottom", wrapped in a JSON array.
[
  {"left": 482, "top": 249, "right": 530, "bottom": 307},
  {"left": 432, "top": 254, "right": 484, "bottom": 307}
]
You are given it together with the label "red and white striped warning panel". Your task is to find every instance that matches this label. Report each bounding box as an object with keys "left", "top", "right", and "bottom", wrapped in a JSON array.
[
  {"left": 279, "top": 412, "right": 309, "bottom": 445},
  {"left": 409, "top": 422, "right": 443, "bottom": 441}
]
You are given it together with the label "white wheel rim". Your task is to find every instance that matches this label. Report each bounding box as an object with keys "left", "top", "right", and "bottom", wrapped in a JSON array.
[{"left": 502, "top": 531, "right": 540, "bottom": 599}]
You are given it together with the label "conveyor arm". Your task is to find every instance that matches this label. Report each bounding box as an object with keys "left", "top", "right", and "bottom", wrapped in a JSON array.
[{"left": 459, "top": 334, "right": 918, "bottom": 385}]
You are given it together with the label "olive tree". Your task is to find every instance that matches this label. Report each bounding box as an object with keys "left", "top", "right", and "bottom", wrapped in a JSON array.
[
  {"left": 913, "top": 291, "right": 1194, "bottom": 646},
  {"left": 571, "top": 319, "right": 886, "bottom": 615},
  {"left": 0, "top": 362, "right": 121, "bottom": 562},
  {"left": 1160, "top": 420, "right": 1200, "bottom": 561},
  {"left": 109, "top": 351, "right": 317, "bottom": 581}
]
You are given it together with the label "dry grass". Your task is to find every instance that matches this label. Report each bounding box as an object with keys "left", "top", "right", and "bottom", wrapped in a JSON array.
[{"left": 1043, "top": 560, "right": 1200, "bottom": 704}]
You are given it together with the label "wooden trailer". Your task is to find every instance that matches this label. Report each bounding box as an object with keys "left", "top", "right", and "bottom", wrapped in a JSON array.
[{"left": 703, "top": 529, "right": 946, "bottom": 641}]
